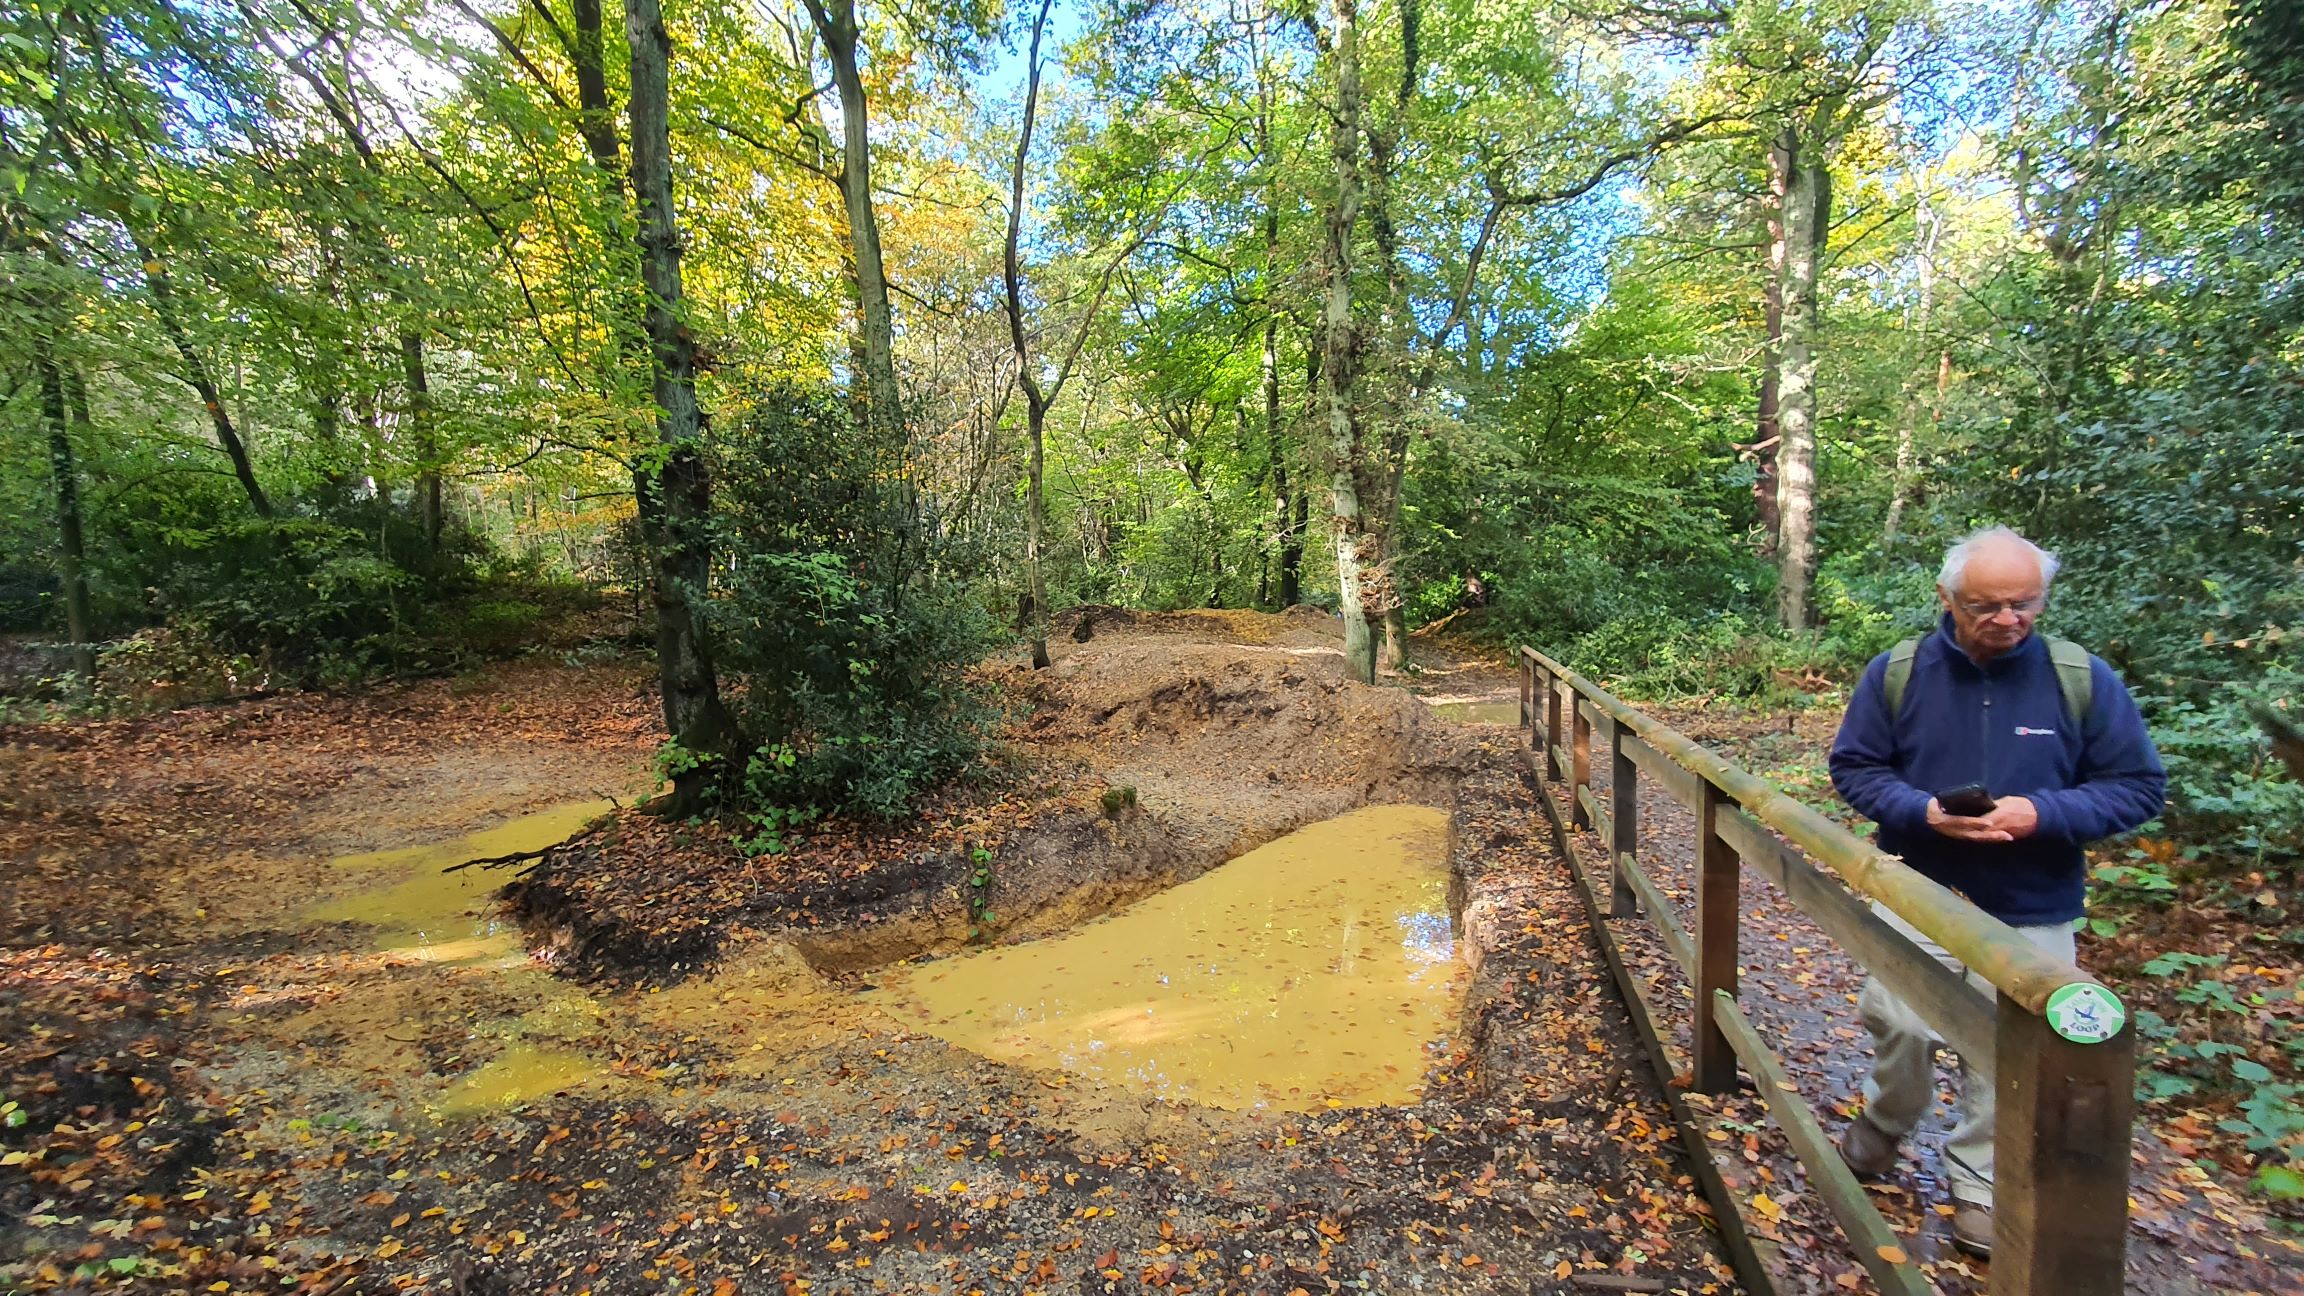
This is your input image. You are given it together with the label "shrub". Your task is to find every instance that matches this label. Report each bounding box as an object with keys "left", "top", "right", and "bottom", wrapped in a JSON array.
[
  {"left": 716, "top": 553, "right": 998, "bottom": 822},
  {"left": 93, "top": 622, "right": 270, "bottom": 711},
  {"left": 1812, "top": 551, "right": 1939, "bottom": 668},
  {"left": 1566, "top": 609, "right": 1840, "bottom": 704},
  {"left": 709, "top": 385, "right": 1001, "bottom": 828}
]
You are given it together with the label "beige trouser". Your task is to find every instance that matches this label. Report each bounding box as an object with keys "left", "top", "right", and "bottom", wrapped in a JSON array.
[{"left": 1857, "top": 901, "right": 2078, "bottom": 1209}]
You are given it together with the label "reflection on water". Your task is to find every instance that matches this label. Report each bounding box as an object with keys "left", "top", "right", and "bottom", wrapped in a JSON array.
[{"left": 878, "top": 804, "right": 1464, "bottom": 1111}]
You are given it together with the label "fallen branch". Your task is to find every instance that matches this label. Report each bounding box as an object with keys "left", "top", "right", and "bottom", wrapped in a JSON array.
[
  {"left": 1410, "top": 605, "right": 1484, "bottom": 639},
  {"left": 1569, "top": 1277, "right": 1667, "bottom": 1293},
  {"left": 442, "top": 798, "right": 618, "bottom": 873}
]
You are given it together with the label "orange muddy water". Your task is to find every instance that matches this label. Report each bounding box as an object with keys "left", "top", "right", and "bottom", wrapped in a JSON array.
[
  {"left": 878, "top": 804, "right": 1464, "bottom": 1110},
  {"left": 308, "top": 800, "right": 616, "bottom": 965},
  {"left": 302, "top": 802, "right": 623, "bottom": 1116}
]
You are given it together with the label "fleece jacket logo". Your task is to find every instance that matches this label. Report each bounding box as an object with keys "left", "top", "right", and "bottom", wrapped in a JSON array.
[{"left": 2015, "top": 725, "right": 2058, "bottom": 736}]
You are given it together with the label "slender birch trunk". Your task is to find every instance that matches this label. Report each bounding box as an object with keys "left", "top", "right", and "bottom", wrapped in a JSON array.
[
  {"left": 1755, "top": 130, "right": 1791, "bottom": 555},
  {"left": 36, "top": 344, "right": 95, "bottom": 679},
  {"left": 1774, "top": 145, "right": 1828, "bottom": 630},
  {"left": 804, "top": 0, "right": 903, "bottom": 445},
  {"left": 1883, "top": 198, "right": 1944, "bottom": 554}
]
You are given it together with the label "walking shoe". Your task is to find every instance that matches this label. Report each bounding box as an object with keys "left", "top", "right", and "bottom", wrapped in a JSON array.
[
  {"left": 1951, "top": 1205, "right": 1994, "bottom": 1258},
  {"left": 1837, "top": 1112, "right": 1900, "bottom": 1178}
]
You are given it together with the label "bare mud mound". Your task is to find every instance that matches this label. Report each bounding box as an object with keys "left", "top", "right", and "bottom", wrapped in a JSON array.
[
  {"left": 513, "top": 611, "right": 1481, "bottom": 975},
  {"left": 1050, "top": 602, "right": 1342, "bottom": 649},
  {"left": 1023, "top": 634, "right": 1477, "bottom": 859}
]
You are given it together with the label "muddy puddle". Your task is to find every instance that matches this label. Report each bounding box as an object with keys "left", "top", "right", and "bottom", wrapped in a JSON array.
[
  {"left": 296, "top": 800, "right": 1464, "bottom": 1122},
  {"left": 877, "top": 804, "right": 1463, "bottom": 1111},
  {"left": 309, "top": 800, "right": 614, "bottom": 964},
  {"left": 300, "top": 803, "right": 629, "bottom": 1117}
]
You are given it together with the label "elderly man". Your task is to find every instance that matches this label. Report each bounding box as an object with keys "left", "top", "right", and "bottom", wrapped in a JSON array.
[{"left": 1827, "top": 526, "right": 2165, "bottom": 1257}]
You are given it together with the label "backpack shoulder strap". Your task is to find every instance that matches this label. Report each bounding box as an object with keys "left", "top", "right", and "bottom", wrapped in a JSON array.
[
  {"left": 1884, "top": 637, "right": 1922, "bottom": 718},
  {"left": 2044, "top": 635, "right": 2095, "bottom": 726}
]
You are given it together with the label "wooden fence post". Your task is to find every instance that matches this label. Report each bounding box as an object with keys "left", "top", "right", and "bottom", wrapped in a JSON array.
[
  {"left": 1520, "top": 652, "right": 1533, "bottom": 731},
  {"left": 1570, "top": 698, "right": 1594, "bottom": 830},
  {"left": 1610, "top": 725, "right": 1638, "bottom": 918},
  {"left": 1545, "top": 669, "right": 1564, "bottom": 782},
  {"left": 1992, "top": 996, "right": 2135, "bottom": 1296},
  {"left": 1692, "top": 778, "right": 1741, "bottom": 1092}
]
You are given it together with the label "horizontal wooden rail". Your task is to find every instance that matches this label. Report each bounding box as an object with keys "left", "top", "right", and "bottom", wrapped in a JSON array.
[
  {"left": 1716, "top": 807, "right": 1996, "bottom": 1071},
  {"left": 1577, "top": 784, "right": 1609, "bottom": 842},
  {"left": 1713, "top": 992, "right": 1933, "bottom": 1296},
  {"left": 1520, "top": 644, "right": 2134, "bottom": 1296},
  {"left": 1617, "top": 854, "right": 1694, "bottom": 973},
  {"left": 1525, "top": 645, "right": 2105, "bottom": 1017}
]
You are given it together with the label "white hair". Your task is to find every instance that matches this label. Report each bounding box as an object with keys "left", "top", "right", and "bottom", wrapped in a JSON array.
[{"left": 1939, "top": 526, "right": 2060, "bottom": 593}]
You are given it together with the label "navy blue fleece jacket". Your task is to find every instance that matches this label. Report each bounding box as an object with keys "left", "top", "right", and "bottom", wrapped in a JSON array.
[{"left": 1828, "top": 615, "right": 2167, "bottom": 925}]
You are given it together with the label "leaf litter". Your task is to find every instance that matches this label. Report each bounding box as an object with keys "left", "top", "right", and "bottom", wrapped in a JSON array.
[{"left": 4, "top": 616, "right": 1745, "bottom": 1293}]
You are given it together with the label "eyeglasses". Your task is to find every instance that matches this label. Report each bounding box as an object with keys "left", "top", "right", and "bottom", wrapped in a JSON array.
[{"left": 1954, "top": 596, "right": 2046, "bottom": 618}]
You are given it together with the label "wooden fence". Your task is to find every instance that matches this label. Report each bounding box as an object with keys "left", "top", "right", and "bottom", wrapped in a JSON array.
[{"left": 1519, "top": 645, "right": 2136, "bottom": 1296}]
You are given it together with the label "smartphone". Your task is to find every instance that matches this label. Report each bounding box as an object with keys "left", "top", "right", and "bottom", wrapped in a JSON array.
[{"left": 1937, "top": 783, "right": 1998, "bottom": 817}]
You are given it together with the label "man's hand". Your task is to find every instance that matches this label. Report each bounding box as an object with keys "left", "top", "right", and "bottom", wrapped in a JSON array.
[
  {"left": 1981, "top": 795, "right": 2039, "bottom": 840},
  {"left": 1927, "top": 797, "right": 2014, "bottom": 843}
]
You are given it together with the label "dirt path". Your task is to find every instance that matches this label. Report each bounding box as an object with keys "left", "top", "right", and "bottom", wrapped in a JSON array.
[{"left": 3, "top": 617, "right": 1737, "bottom": 1295}]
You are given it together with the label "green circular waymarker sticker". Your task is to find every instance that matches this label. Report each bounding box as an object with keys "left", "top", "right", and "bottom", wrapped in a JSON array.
[{"left": 2045, "top": 983, "right": 2127, "bottom": 1044}]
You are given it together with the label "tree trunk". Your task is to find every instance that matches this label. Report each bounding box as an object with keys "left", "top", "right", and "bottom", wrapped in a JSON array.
[
  {"left": 1263, "top": 308, "right": 1290, "bottom": 611},
  {"left": 570, "top": 0, "right": 622, "bottom": 173},
  {"left": 1003, "top": 0, "right": 1055, "bottom": 669},
  {"left": 402, "top": 330, "right": 442, "bottom": 551},
  {"left": 1000, "top": 0, "right": 1108, "bottom": 672},
  {"left": 36, "top": 345, "right": 95, "bottom": 679},
  {"left": 1285, "top": 335, "right": 1320, "bottom": 609},
  {"left": 1883, "top": 199, "right": 1944, "bottom": 556},
  {"left": 1362, "top": 0, "right": 1420, "bottom": 677},
  {"left": 1322, "top": 0, "right": 1374, "bottom": 684},
  {"left": 1284, "top": 489, "right": 1306, "bottom": 607},
  {"left": 1251, "top": 30, "right": 1300, "bottom": 613},
  {"left": 1024, "top": 403, "right": 1051, "bottom": 668},
  {"left": 806, "top": 0, "right": 903, "bottom": 444},
  {"left": 1774, "top": 145, "right": 1828, "bottom": 631},
  {"left": 137, "top": 245, "right": 273, "bottom": 519},
  {"left": 1755, "top": 130, "right": 1791, "bottom": 556},
  {"left": 627, "top": 0, "right": 735, "bottom": 810}
]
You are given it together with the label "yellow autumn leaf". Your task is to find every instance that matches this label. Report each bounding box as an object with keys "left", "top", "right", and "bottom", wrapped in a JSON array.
[
  {"left": 1877, "top": 1244, "right": 1909, "bottom": 1264},
  {"left": 1753, "top": 1192, "right": 1783, "bottom": 1220}
]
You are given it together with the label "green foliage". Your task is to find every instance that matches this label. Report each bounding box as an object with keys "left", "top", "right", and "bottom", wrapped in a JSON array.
[
  {"left": 966, "top": 841, "right": 997, "bottom": 940},
  {"left": 1810, "top": 554, "right": 1938, "bottom": 666},
  {"left": 710, "top": 386, "right": 1000, "bottom": 823},
  {"left": 92, "top": 623, "right": 269, "bottom": 712},
  {"left": 2129, "top": 952, "right": 2304, "bottom": 1178},
  {"left": 1563, "top": 611, "right": 1827, "bottom": 703}
]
